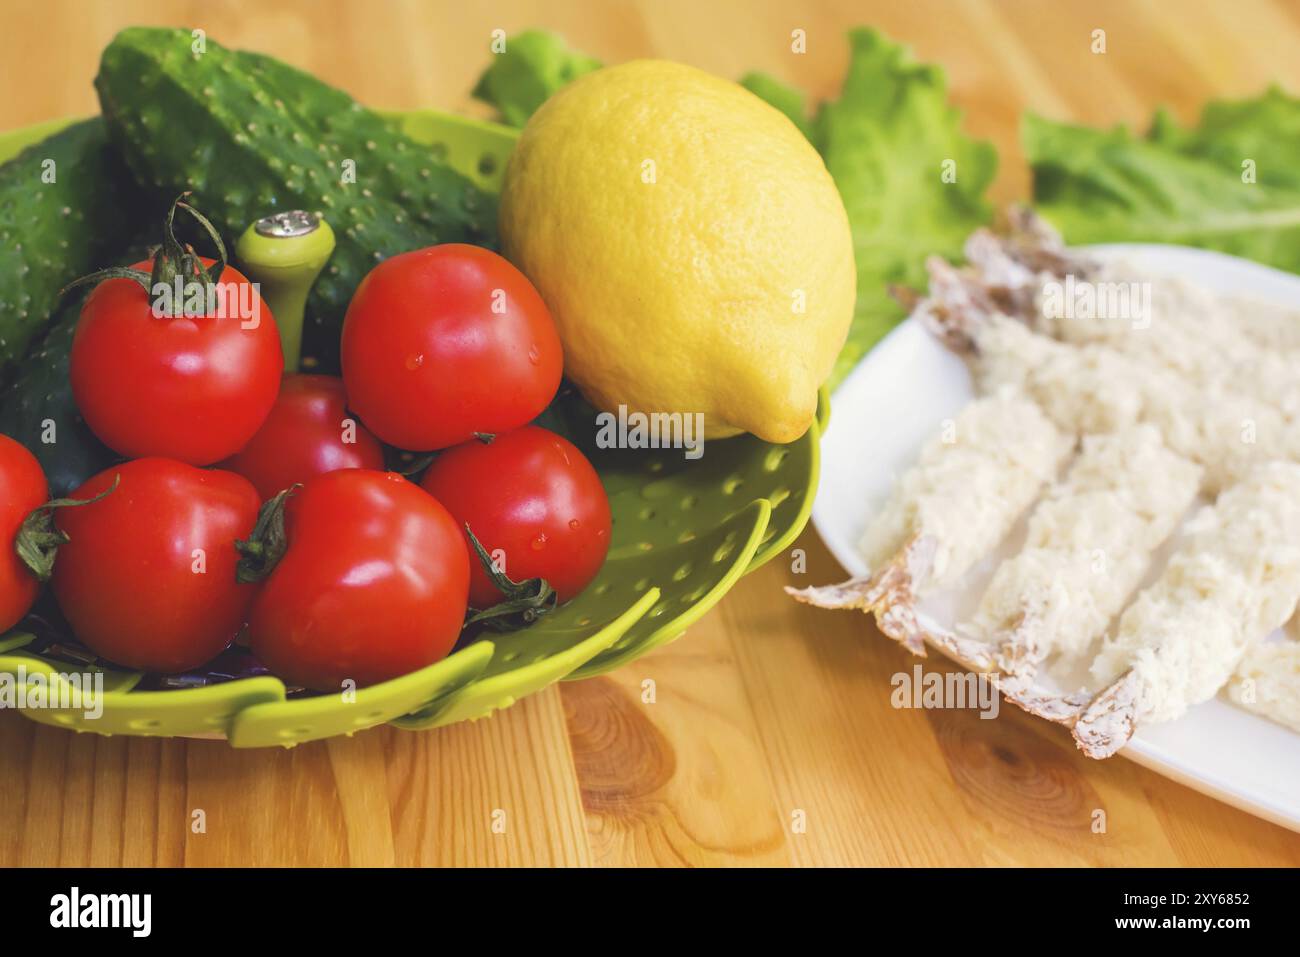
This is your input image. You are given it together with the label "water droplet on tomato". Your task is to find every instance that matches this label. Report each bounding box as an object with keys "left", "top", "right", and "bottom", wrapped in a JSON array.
[
  {"left": 405, "top": 353, "right": 424, "bottom": 371},
  {"left": 527, "top": 345, "right": 541, "bottom": 365},
  {"left": 531, "top": 533, "right": 548, "bottom": 551},
  {"left": 569, "top": 519, "right": 580, "bottom": 530}
]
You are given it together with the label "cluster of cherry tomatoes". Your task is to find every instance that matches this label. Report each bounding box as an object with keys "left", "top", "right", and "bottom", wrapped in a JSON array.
[{"left": 0, "top": 204, "right": 611, "bottom": 693}]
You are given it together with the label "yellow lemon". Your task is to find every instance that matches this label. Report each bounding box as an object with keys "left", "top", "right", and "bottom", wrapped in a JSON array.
[{"left": 499, "top": 59, "right": 855, "bottom": 444}]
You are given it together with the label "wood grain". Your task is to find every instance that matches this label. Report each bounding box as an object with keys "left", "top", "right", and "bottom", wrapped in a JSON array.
[{"left": 3, "top": 0, "right": 1300, "bottom": 866}]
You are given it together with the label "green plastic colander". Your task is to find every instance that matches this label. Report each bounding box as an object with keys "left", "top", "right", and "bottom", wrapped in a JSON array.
[{"left": 0, "top": 110, "right": 826, "bottom": 747}]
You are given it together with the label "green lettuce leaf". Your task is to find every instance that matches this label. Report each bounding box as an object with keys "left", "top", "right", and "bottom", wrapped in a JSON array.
[
  {"left": 1149, "top": 87, "right": 1300, "bottom": 193},
  {"left": 1026, "top": 88, "right": 1300, "bottom": 273},
  {"left": 472, "top": 30, "right": 601, "bottom": 127},
  {"left": 740, "top": 72, "right": 812, "bottom": 139},
  {"left": 810, "top": 29, "right": 996, "bottom": 386}
]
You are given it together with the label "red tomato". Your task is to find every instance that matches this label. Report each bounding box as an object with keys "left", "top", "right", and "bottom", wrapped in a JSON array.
[
  {"left": 340, "top": 244, "right": 562, "bottom": 450},
  {"left": 71, "top": 258, "right": 282, "bottom": 465},
  {"left": 220, "top": 374, "right": 385, "bottom": 500},
  {"left": 247, "top": 470, "right": 469, "bottom": 691},
  {"left": 0, "top": 434, "right": 48, "bottom": 632},
  {"left": 51, "top": 458, "right": 261, "bottom": 673},
  {"left": 420, "top": 426, "right": 611, "bottom": 606}
]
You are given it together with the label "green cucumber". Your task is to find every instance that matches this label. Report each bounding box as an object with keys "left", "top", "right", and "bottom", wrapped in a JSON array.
[
  {"left": 94, "top": 27, "right": 497, "bottom": 372},
  {"left": 0, "top": 285, "right": 121, "bottom": 497},
  {"left": 0, "top": 119, "right": 147, "bottom": 378},
  {"left": 0, "top": 237, "right": 155, "bottom": 497}
]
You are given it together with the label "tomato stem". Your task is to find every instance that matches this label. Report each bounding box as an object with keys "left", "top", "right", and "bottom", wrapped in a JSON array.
[
  {"left": 234, "top": 485, "right": 299, "bottom": 584},
  {"left": 462, "top": 524, "right": 558, "bottom": 632},
  {"left": 57, "top": 193, "right": 229, "bottom": 315},
  {"left": 14, "top": 475, "right": 121, "bottom": 583}
]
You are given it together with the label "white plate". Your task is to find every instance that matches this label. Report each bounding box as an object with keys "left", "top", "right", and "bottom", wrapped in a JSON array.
[{"left": 812, "top": 243, "right": 1300, "bottom": 833}]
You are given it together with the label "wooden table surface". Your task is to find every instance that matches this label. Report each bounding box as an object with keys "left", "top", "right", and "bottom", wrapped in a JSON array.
[{"left": 3, "top": 0, "right": 1300, "bottom": 867}]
